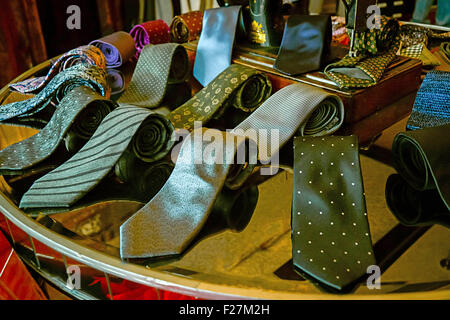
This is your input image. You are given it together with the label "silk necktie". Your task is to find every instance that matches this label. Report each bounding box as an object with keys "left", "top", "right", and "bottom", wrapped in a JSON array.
[
  {"left": 193, "top": 6, "right": 242, "bottom": 86},
  {"left": 170, "top": 11, "right": 204, "bottom": 43},
  {"left": 120, "top": 83, "right": 345, "bottom": 259},
  {"left": 117, "top": 43, "right": 189, "bottom": 107},
  {"left": 292, "top": 135, "right": 375, "bottom": 291},
  {"left": 20, "top": 105, "right": 175, "bottom": 208},
  {"left": 0, "top": 64, "right": 108, "bottom": 123},
  {"left": 89, "top": 31, "right": 136, "bottom": 68},
  {"left": 169, "top": 64, "right": 272, "bottom": 131},
  {"left": 406, "top": 70, "right": 450, "bottom": 131},
  {"left": 325, "top": 17, "right": 401, "bottom": 89},
  {"left": 0, "top": 86, "right": 116, "bottom": 176},
  {"left": 120, "top": 128, "right": 253, "bottom": 258},
  {"left": 130, "top": 20, "right": 171, "bottom": 56},
  {"left": 9, "top": 46, "right": 106, "bottom": 94},
  {"left": 386, "top": 124, "right": 450, "bottom": 227},
  {"left": 274, "top": 14, "right": 332, "bottom": 76},
  {"left": 440, "top": 42, "right": 450, "bottom": 64}
]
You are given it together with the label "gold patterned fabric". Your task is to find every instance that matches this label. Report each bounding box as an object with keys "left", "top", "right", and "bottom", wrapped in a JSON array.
[
  {"left": 325, "top": 17, "right": 401, "bottom": 89},
  {"left": 168, "top": 64, "right": 272, "bottom": 131}
]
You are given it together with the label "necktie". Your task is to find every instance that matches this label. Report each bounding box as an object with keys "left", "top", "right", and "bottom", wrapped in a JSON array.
[
  {"left": 292, "top": 135, "right": 375, "bottom": 291},
  {"left": 406, "top": 71, "right": 450, "bottom": 131},
  {"left": 120, "top": 83, "right": 345, "bottom": 259},
  {"left": 274, "top": 15, "right": 332, "bottom": 76},
  {"left": 248, "top": 0, "right": 283, "bottom": 48},
  {"left": 130, "top": 20, "right": 171, "bottom": 56},
  {"left": 120, "top": 128, "right": 252, "bottom": 258},
  {"left": 169, "top": 64, "right": 272, "bottom": 131},
  {"left": 19, "top": 105, "right": 175, "bottom": 209},
  {"left": 9, "top": 46, "right": 106, "bottom": 94},
  {"left": 387, "top": 124, "right": 450, "bottom": 227},
  {"left": 0, "top": 64, "right": 108, "bottom": 123},
  {"left": 117, "top": 43, "right": 189, "bottom": 107},
  {"left": 440, "top": 42, "right": 450, "bottom": 64},
  {"left": 325, "top": 17, "right": 401, "bottom": 89},
  {"left": 89, "top": 31, "right": 136, "bottom": 68},
  {"left": 193, "top": 6, "right": 242, "bottom": 86},
  {"left": 170, "top": 11, "right": 204, "bottom": 43},
  {"left": 0, "top": 86, "right": 116, "bottom": 176}
]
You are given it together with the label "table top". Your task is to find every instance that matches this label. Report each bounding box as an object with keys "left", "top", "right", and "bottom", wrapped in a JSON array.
[{"left": 0, "top": 49, "right": 448, "bottom": 300}]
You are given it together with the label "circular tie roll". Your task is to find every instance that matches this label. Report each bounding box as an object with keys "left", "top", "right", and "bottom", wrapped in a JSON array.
[
  {"left": 385, "top": 174, "right": 450, "bottom": 227},
  {"left": 170, "top": 11, "right": 204, "bottom": 43},
  {"left": 130, "top": 20, "right": 171, "bottom": 56},
  {"left": 89, "top": 31, "right": 136, "bottom": 68},
  {"left": 225, "top": 73, "right": 272, "bottom": 114},
  {"left": 299, "top": 95, "right": 344, "bottom": 136},
  {"left": 107, "top": 69, "right": 126, "bottom": 95},
  {"left": 64, "top": 99, "right": 117, "bottom": 153},
  {"left": 129, "top": 114, "right": 175, "bottom": 163},
  {"left": 167, "top": 45, "right": 190, "bottom": 84}
]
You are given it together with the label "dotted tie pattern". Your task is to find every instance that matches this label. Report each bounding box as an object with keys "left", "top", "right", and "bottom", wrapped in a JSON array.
[
  {"left": 292, "top": 135, "right": 375, "bottom": 291},
  {"left": 130, "top": 20, "right": 171, "bottom": 57},
  {"left": 170, "top": 11, "right": 204, "bottom": 43}
]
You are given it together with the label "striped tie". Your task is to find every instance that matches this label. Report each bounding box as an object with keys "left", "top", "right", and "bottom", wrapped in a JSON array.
[
  {"left": 0, "top": 64, "right": 108, "bottom": 123},
  {"left": 117, "top": 43, "right": 189, "bottom": 107},
  {"left": 20, "top": 105, "right": 174, "bottom": 208},
  {"left": 0, "top": 86, "right": 116, "bottom": 176}
]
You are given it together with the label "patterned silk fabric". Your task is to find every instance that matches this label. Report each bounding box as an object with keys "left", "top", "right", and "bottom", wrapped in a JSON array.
[
  {"left": 407, "top": 71, "right": 450, "bottom": 131},
  {"left": 325, "top": 17, "right": 401, "bottom": 89},
  {"left": 0, "top": 86, "right": 116, "bottom": 176},
  {"left": 0, "top": 64, "right": 108, "bottom": 122},
  {"left": 10, "top": 45, "right": 106, "bottom": 94},
  {"left": 170, "top": 11, "right": 204, "bottom": 43},
  {"left": 130, "top": 20, "right": 171, "bottom": 56},
  {"left": 169, "top": 64, "right": 272, "bottom": 131},
  {"left": 89, "top": 31, "right": 136, "bottom": 68},
  {"left": 118, "top": 43, "right": 189, "bottom": 108}
]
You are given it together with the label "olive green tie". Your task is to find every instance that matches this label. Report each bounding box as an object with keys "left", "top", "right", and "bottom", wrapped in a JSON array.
[
  {"left": 19, "top": 105, "right": 174, "bottom": 209},
  {"left": 0, "top": 86, "right": 116, "bottom": 176},
  {"left": 117, "top": 43, "right": 189, "bottom": 107},
  {"left": 325, "top": 17, "right": 401, "bottom": 89},
  {"left": 169, "top": 64, "right": 272, "bottom": 131},
  {"left": 386, "top": 124, "right": 450, "bottom": 227},
  {"left": 292, "top": 135, "right": 375, "bottom": 291}
]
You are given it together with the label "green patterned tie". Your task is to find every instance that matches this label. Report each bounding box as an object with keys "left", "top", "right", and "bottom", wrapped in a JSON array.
[
  {"left": 0, "top": 86, "right": 116, "bottom": 176},
  {"left": 117, "top": 43, "right": 189, "bottom": 107},
  {"left": 292, "top": 135, "right": 375, "bottom": 291},
  {"left": 169, "top": 64, "right": 272, "bottom": 131},
  {"left": 325, "top": 17, "right": 401, "bottom": 89},
  {"left": 0, "top": 64, "right": 108, "bottom": 123},
  {"left": 20, "top": 105, "right": 174, "bottom": 208}
]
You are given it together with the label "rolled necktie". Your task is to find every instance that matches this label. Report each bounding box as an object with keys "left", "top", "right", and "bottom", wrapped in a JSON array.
[
  {"left": 386, "top": 174, "right": 450, "bottom": 228},
  {"left": 292, "top": 135, "right": 375, "bottom": 291},
  {"left": 10, "top": 46, "right": 106, "bottom": 94},
  {"left": 120, "top": 128, "right": 255, "bottom": 258},
  {"left": 231, "top": 83, "right": 344, "bottom": 165},
  {"left": 169, "top": 64, "right": 272, "bottom": 131},
  {"left": 0, "top": 86, "right": 116, "bottom": 176},
  {"left": 170, "top": 11, "right": 204, "bottom": 43},
  {"left": 19, "top": 105, "right": 175, "bottom": 209},
  {"left": 388, "top": 124, "right": 450, "bottom": 227},
  {"left": 118, "top": 43, "right": 189, "bottom": 107},
  {"left": 325, "top": 17, "right": 401, "bottom": 89},
  {"left": 107, "top": 69, "right": 126, "bottom": 95},
  {"left": 89, "top": 31, "right": 136, "bottom": 68},
  {"left": 406, "top": 71, "right": 450, "bottom": 131},
  {"left": 193, "top": 6, "right": 242, "bottom": 86},
  {"left": 130, "top": 20, "right": 170, "bottom": 56},
  {"left": 274, "top": 15, "right": 332, "bottom": 76},
  {"left": 0, "top": 64, "right": 108, "bottom": 122}
]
